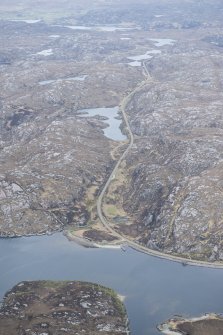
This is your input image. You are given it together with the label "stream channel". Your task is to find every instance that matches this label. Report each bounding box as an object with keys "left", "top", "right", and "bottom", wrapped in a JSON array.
[{"left": 1, "top": 107, "right": 223, "bottom": 335}]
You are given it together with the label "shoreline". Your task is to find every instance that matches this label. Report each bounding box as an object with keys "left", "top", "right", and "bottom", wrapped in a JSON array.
[
  {"left": 158, "top": 313, "right": 223, "bottom": 335},
  {"left": 64, "top": 229, "right": 122, "bottom": 249},
  {"left": 0, "top": 280, "right": 130, "bottom": 335},
  {"left": 1, "top": 229, "right": 223, "bottom": 268}
]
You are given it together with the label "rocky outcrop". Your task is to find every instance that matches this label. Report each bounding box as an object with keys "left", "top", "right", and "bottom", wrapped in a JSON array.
[
  {"left": 158, "top": 314, "right": 223, "bottom": 335},
  {"left": 120, "top": 40, "right": 223, "bottom": 261},
  {"left": 0, "top": 18, "right": 142, "bottom": 236},
  {"left": 0, "top": 116, "right": 112, "bottom": 236},
  {"left": 0, "top": 281, "right": 129, "bottom": 335}
]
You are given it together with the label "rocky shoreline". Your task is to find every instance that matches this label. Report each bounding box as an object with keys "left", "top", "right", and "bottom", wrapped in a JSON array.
[
  {"left": 158, "top": 314, "right": 223, "bottom": 335},
  {"left": 0, "top": 281, "right": 129, "bottom": 335}
]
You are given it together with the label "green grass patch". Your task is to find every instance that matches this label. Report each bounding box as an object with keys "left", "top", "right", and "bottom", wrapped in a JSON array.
[
  {"left": 99, "top": 286, "right": 126, "bottom": 318},
  {"left": 106, "top": 205, "right": 118, "bottom": 216}
]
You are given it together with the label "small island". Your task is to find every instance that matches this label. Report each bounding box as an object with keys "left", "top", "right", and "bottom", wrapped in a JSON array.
[
  {"left": 0, "top": 281, "right": 129, "bottom": 335},
  {"left": 158, "top": 314, "right": 223, "bottom": 335}
]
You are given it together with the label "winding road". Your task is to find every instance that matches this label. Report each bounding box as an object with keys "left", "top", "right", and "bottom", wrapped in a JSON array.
[{"left": 96, "top": 62, "right": 223, "bottom": 269}]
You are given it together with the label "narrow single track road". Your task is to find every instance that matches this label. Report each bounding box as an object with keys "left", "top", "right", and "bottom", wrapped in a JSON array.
[{"left": 96, "top": 62, "right": 223, "bottom": 269}]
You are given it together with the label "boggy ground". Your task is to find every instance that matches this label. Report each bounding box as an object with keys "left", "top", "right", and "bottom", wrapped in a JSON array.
[
  {"left": 158, "top": 314, "right": 223, "bottom": 335},
  {"left": 0, "top": 281, "right": 128, "bottom": 335}
]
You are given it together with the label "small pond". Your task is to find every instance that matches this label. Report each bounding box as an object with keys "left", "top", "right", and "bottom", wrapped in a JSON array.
[{"left": 78, "top": 106, "right": 127, "bottom": 141}]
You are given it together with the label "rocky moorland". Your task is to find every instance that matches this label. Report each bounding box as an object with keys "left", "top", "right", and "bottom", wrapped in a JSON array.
[
  {"left": 0, "top": 14, "right": 142, "bottom": 236},
  {"left": 0, "top": 281, "right": 128, "bottom": 335},
  {"left": 101, "top": 1, "right": 223, "bottom": 262},
  {"left": 118, "top": 47, "right": 223, "bottom": 261},
  {"left": 1, "top": 0, "right": 223, "bottom": 262}
]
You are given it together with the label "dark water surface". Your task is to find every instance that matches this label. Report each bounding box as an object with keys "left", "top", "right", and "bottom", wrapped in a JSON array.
[{"left": 0, "top": 233, "right": 223, "bottom": 335}]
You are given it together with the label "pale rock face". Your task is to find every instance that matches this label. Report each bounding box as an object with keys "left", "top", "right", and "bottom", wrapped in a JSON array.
[{"left": 119, "top": 50, "right": 223, "bottom": 261}]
